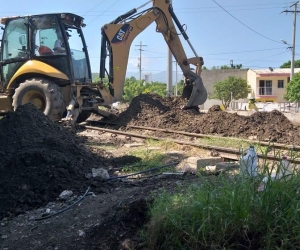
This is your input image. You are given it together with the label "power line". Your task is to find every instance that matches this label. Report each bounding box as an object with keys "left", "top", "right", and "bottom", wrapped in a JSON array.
[
  {"left": 90, "top": 47, "right": 290, "bottom": 60},
  {"left": 142, "top": 47, "right": 289, "bottom": 57},
  {"left": 82, "top": 0, "right": 107, "bottom": 16},
  {"left": 78, "top": 6, "right": 289, "bottom": 15},
  {"left": 87, "top": 0, "right": 121, "bottom": 25},
  {"left": 242, "top": 51, "right": 289, "bottom": 65},
  {"left": 212, "top": 0, "right": 283, "bottom": 44},
  {"left": 175, "top": 7, "right": 292, "bottom": 13},
  {"left": 203, "top": 47, "right": 287, "bottom": 56},
  {"left": 143, "top": 50, "right": 166, "bottom": 55},
  {"left": 183, "top": 3, "right": 294, "bottom": 8}
]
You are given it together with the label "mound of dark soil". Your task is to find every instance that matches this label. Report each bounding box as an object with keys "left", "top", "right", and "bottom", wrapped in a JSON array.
[
  {"left": 208, "top": 105, "right": 222, "bottom": 112},
  {"left": 109, "top": 94, "right": 300, "bottom": 144},
  {"left": 0, "top": 104, "right": 110, "bottom": 220},
  {"left": 113, "top": 94, "right": 199, "bottom": 131}
]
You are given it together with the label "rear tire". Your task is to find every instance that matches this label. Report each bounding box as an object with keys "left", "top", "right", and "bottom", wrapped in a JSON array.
[{"left": 12, "top": 78, "right": 66, "bottom": 121}]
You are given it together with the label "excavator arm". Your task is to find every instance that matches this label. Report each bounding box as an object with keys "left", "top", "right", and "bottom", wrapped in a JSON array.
[{"left": 99, "top": 0, "right": 207, "bottom": 108}]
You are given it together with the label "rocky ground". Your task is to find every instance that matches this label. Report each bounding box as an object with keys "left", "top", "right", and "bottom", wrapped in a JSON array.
[{"left": 0, "top": 94, "right": 299, "bottom": 250}]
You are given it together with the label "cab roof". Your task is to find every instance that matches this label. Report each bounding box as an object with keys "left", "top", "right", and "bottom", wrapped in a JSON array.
[{"left": 1, "top": 13, "right": 85, "bottom": 27}]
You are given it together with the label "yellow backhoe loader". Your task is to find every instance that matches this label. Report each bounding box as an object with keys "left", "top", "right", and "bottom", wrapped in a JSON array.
[{"left": 0, "top": 0, "right": 207, "bottom": 123}]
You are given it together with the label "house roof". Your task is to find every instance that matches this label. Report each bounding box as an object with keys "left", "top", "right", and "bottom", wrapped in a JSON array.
[{"left": 251, "top": 68, "right": 300, "bottom": 75}]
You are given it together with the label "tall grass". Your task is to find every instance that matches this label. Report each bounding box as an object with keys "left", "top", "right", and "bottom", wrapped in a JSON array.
[{"left": 145, "top": 172, "right": 300, "bottom": 249}]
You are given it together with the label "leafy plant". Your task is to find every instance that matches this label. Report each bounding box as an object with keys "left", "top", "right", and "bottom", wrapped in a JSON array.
[
  {"left": 285, "top": 72, "right": 300, "bottom": 102},
  {"left": 280, "top": 59, "right": 300, "bottom": 68}
]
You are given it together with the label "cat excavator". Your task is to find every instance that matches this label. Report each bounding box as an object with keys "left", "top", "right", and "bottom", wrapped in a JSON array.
[{"left": 0, "top": 0, "right": 207, "bottom": 123}]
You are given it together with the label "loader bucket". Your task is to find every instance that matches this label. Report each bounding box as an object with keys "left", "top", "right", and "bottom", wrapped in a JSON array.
[{"left": 182, "top": 76, "right": 207, "bottom": 107}]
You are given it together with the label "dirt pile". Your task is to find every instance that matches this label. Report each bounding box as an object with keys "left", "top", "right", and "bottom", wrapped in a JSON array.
[
  {"left": 0, "top": 104, "right": 109, "bottom": 220},
  {"left": 110, "top": 94, "right": 300, "bottom": 144},
  {"left": 208, "top": 105, "right": 222, "bottom": 112}
]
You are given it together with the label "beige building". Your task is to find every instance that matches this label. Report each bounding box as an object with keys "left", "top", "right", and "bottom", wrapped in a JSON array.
[{"left": 247, "top": 68, "right": 300, "bottom": 102}]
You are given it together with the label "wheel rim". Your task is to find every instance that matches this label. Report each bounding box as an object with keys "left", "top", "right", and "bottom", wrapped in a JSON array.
[{"left": 22, "top": 90, "right": 46, "bottom": 111}]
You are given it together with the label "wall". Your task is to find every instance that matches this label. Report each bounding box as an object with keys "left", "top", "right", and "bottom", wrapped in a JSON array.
[
  {"left": 247, "top": 70, "right": 257, "bottom": 97},
  {"left": 200, "top": 69, "right": 248, "bottom": 110},
  {"left": 201, "top": 69, "right": 248, "bottom": 96}
]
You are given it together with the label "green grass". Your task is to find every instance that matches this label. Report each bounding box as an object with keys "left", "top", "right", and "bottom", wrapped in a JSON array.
[
  {"left": 121, "top": 147, "right": 173, "bottom": 173},
  {"left": 195, "top": 136, "right": 271, "bottom": 155},
  {"left": 145, "top": 171, "right": 300, "bottom": 249}
]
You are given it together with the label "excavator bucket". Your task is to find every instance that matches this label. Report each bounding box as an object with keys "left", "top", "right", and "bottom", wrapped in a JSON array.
[{"left": 182, "top": 77, "right": 207, "bottom": 107}]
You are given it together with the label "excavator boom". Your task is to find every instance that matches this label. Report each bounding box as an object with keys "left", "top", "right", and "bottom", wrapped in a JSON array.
[{"left": 99, "top": 0, "right": 207, "bottom": 108}]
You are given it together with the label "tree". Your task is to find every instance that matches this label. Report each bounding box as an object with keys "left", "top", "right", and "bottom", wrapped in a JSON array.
[
  {"left": 122, "top": 78, "right": 145, "bottom": 102},
  {"left": 220, "top": 65, "right": 231, "bottom": 69},
  {"left": 220, "top": 64, "right": 242, "bottom": 69},
  {"left": 280, "top": 60, "right": 300, "bottom": 68},
  {"left": 144, "top": 81, "right": 167, "bottom": 97},
  {"left": 174, "top": 80, "right": 184, "bottom": 96},
  {"left": 122, "top": 78, "right": 168, "bottom": 102},
  {"left": 211, "top": 76, "right": 251, "bottom": 108},
  {"left": 285, "top": 72, "right": 300, "bottom": 102},
  {"left": 233, "top": 64, "right": 243, "bottom": 69},
  {"left": 211, "top": 64, "right": 243, "bottom": 70},
  {"left": 91, "top": 74, "right": 169, "bottom": 103}
]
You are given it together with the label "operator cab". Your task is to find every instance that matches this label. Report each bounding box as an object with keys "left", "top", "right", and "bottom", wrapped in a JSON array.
[{"left": 0, "top": 13, "right": 91, "bottom": 88}]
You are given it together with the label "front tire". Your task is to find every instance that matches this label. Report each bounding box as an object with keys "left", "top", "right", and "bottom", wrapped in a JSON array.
[{"left": 12, "top": 78, "right": 66, "bottom": 121}]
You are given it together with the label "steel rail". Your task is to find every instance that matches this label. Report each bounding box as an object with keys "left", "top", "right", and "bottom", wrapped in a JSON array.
[
  {"left": 86, "top": 120, "right": 299, "bottom": 151},
  {"left": 83, "top": 125, "right": 300, "bottom": 164}
]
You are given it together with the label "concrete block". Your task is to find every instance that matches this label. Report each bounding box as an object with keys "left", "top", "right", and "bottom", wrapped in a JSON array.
[
  {"left": 216, "top": 162, "right": 239, "bottom": 171},
  {"left": 197, "top": 157, "right": 223, "bottom": 168},
  {"left": 177, "top": 157, "right": 222, "bottom": 172},
  {"left": 124, "top": 143, "right": 145, "bottom": 148}
]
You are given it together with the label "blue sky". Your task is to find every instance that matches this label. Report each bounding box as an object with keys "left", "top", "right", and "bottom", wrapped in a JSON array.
[{"left": 0, "top": 0, "right": 298, "bottom": 77}]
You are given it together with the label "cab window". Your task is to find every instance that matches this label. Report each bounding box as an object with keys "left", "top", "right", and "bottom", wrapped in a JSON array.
[
  {"left": 1, "top": 17, "right": 28, "bottom": 60},
  {"left": 32, "top": 16, "right": 65, "bottom": 56}
]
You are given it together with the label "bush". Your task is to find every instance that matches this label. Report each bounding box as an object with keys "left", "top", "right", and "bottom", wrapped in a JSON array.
[{"left": 145, "top": 172, "right": 300, "bottom": 249}]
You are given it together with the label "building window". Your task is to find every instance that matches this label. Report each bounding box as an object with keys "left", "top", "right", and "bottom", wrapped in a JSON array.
[
  {"left": 259, "top": 80, "right": 272, "bottom": 95},
  {"left": 277, "top": 80, "right": 284, "bottom": 88}
]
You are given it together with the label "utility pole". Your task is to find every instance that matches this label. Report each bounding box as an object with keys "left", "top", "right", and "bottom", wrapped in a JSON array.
[
  {"left": 173, "top": 60, "right": 178, "bottom": 96},
  {"left": 282, "top": 1, "right": 300, "bottom": 80},
  {"left": 167, "top": 49, "right": 173, "bottom": 97},
  {"left": 175, "top": 62, "right": 178, "bottom": 96},
  {"left": 166, "top": 0, "right": 173, "bottom": 97},
  {"left": 135, "top": 41, "right": 147, "bottom": 80}
]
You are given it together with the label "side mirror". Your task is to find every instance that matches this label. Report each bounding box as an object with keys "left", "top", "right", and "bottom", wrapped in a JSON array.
[{"left": 19, "top": 34, "right": 26, "bottom": 45}]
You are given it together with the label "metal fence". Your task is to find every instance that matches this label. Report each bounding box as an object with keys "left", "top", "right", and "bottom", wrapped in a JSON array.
[{"left": 230, "top": 101, "right": 300, "bottom": 113}]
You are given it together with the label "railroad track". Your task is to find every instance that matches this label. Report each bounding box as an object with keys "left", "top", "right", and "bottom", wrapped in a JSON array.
[
  {"left": 85, "top": 120, "right": 300, "bottom": 151},
  {"left": 83, "top": 121, "right": 300, "bottom": 164}
]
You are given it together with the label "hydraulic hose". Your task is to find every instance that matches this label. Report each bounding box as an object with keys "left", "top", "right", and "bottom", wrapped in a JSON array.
[
  {"left": 32, "top": 162, "right": 179, "bottom": 220},
  {"left": 107, "top": 161, "right": 179, "bottom": 181},
  {"left": 33, "top": 186, "right": 91, "bottom": 221}
]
